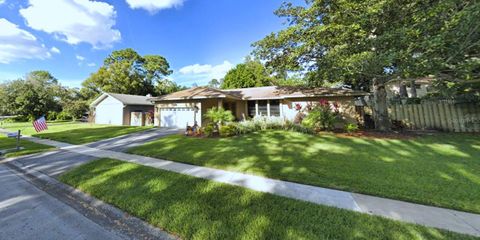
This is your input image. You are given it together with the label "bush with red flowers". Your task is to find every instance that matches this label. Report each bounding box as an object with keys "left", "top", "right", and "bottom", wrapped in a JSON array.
[{"left": 301, "top": 99, "right": 339, "bottom": 131}]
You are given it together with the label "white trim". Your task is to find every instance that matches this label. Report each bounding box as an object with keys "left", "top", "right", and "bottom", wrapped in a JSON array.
[{"left": 267, "top": 100, "right": 270, "bottom": 117}]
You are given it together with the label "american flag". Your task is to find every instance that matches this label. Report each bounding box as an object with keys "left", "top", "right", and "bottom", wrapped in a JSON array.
[{"left": 33, "top": 116, "right": 48, "bottom": 132}]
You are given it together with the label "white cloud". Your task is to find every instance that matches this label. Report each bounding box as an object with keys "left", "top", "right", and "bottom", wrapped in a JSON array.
[
  {"left": 50, "top": 46, "right": 60, "bottom": 54},
  {"left": 176, "top": 61, "right": 233, "bottom": 86},
  {"left": 179, "top": 61, "right": 233, "bottom": 78},
  {"left": 0, "top": 0, "right": 5, "bottom": 5},
  {"left": 0, "top": 18, "right": 51, "bottom": 64},
  {"left": 125, "top": 0, "right": 185, "bottom": 13},
  {"left": 76, "top": 55, "right": 85, "bottom": 61},
  {"left": 20, "top": 0, "right": 121, "bottom": 48},
  {"left": 87, "top": 62, "right": 96, "bottom": 67}
]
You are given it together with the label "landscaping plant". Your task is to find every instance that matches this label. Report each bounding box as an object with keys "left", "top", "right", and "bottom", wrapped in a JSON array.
[
  {"left": 219, "top": 124, "right": 238, "bottom": 137},
  {"left": 344, "top": 123, "right": 359, "bottom": 134},
  {"left": 204, "top": 107, "right": 234, "bottom": 128},
  {"left": 203, "top": 123, "right": 215, "bottom": 137},
  {"left": 301, "top": 99, "right": 339, "bottom": 131}
]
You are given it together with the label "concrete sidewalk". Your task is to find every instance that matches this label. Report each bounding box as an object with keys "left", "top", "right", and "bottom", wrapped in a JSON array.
[{"left": 8, "top": 136, "right": 480, "bottom": 237}]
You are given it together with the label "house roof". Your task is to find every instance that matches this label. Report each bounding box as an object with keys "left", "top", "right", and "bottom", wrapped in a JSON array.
[
  {"left": 151, "top": 87, "right": 242, "bottom": 101},
  {"left": 152, "top": 86, "right": 368, "bottom": 101},
  {"left": 224, "top": 86, "right": 368, "bottom": 100},
  {"left": 90, "top": 92, "right": 154, "bottom": 107}
]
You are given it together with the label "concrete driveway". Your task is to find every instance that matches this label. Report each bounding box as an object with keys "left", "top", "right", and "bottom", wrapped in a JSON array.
[
  {"left": 0, "top": 164, "right": 126, "bottom": 240},
  {"left": 86, "top": 127, "right": 181, "bottom": 152}
]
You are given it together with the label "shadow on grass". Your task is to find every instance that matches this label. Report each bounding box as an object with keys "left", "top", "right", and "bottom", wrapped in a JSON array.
[
  {"left": 0, "top": 136, "right": 55, "bottom": 157},
  {"left": 60, "top": 159, "right": 473, "bottom": 240},
  {"left": 128, "top": 131, "right": 480, "bottom": 213}
]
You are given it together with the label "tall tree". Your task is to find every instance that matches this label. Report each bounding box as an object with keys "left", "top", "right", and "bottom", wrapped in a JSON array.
[
  {"left": 83, "top": 48, "right": 173, "bottom": 96},
  {"left": 254, "top": 0, "right": 480, "bottom": 130},
  {"left": 208, "top": 78, "right": 221, "bottom": 88},
  {"left": 156, "top": 79, "right": 186, "bottom": 95},
  {"left": 221, "top": 58, "right": 274, "bottom": 89},
  {"left": 0, "top": 71, "right": 63, "bottom": 119}
]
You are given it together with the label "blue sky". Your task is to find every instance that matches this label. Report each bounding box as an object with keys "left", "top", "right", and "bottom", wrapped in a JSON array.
[{"left": 0, "top": 0, "right": 301, "bottom": 88}]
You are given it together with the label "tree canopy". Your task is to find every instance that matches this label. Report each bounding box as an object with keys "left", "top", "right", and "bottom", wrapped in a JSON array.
[
  {"left": 253, "top": 0, "right": 480, "bottom": 129},
  {"left": 221, "top": 58, "right": 274, "bottom": 89},
  {"left": 83, "top": 48, "right": 174, "bottom": 96},
  {"left": 0, "top": 71, "right": 62, "bottom": 119},
  {"left": 208, "top": 79, "right": 221, "bottom": 88},
  {"left": 253, "top": 0, "right": 480, "bottom": 89}
]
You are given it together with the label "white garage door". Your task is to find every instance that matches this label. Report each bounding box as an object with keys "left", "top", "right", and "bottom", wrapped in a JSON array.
[{"left": 160, "top": 107, "right": 196, "bottom": 128}]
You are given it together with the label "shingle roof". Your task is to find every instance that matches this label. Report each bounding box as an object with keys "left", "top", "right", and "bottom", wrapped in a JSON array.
[
  {"left": 108, "top": 93, "right": 154, "bottom": 105},
  {"left": 91, "top": 93, "right": 154, "bottom": 107},
  {"left": 151, "top": 87, "right": 242, "bottom": 101},
  {"left": 152, "top": 86, "right": 368, "bottom": 101},
  {"left": 223, "top": 86, "right": 368, "bottom": 100}
]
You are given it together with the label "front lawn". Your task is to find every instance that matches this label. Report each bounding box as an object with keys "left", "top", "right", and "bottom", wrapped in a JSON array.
[
  {"left": 2, "top": 121, "right": 152, "bottom": 144},
  {"left": 60, "top": 158, "right": 474, "bottom": 240},
  {"left": 0, "top": 135, "right": 55, "bottom": 157},
  {"left": 128, "top": 130, "right": 480, "bottom": 213}
]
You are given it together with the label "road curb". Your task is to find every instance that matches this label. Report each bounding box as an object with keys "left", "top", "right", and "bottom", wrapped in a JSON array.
[{"left": 2, "top": 159, "right": 177, "bottom": 240}]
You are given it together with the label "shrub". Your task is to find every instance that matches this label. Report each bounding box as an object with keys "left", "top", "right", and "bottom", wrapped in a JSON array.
[
  {"left": 344, "top": 123, "right": 359, "bottom": 133},
  {"left": 204, "top": 107, "right": 235, "bottom": 128},
  {"left": 56, "top": 111, "right": 73, "bottom": 121},
  {"left": 301, "top": 100, "right": 338, "bottom": 131},
  {"left": 13, "top": 115, "right": 32, "bottom": 122},
  {"left": 219, "top": 124, "right": 238, "bottom": 137},
  {"left": 0, "top": 118, "right": 15, "bottom": 124},
  {"left": 47, "top": 111, "right": 58, "bottom": 121},
  {"left": 235, "top": 121, "right": 258, "bottom": 135},
  {"left": 405, "top": 97, "right": 421, "bottom": 104},
  {"left": 203, "top": 124, "right": 215, "bottom": 137}
]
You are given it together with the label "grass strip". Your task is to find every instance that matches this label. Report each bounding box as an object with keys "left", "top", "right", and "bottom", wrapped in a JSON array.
[{"left": 60, "top": 158, "right": 476, "bottom": 240}]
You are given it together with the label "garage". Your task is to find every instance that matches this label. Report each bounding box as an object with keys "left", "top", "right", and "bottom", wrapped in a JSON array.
[
  {"left": 90, "top": 92, "right": 154, "bottom": 126},
  {"left": 160, "top": 107, "right": 198, "bottom": 128},
  {"left": 93, "top": 94, "right": 124, "bottom": 125}
]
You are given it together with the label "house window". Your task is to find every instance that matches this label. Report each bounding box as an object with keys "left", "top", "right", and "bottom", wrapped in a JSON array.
[
  {"left": 248, "top": 101, "right": 256, "bottom": 118},
  {"left": 269, "top": 100, "right": 280, "bottom": 117},
  {"left": 258, "top": 100, "right": 268, "bottom": 116}
]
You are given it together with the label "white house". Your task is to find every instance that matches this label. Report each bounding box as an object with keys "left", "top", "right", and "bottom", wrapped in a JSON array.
[
  {"left": 386, "top": 77, "right": 434, "bottom": 99},
  {"left": 90, "top": 93, "right": 154, "bottom": 126}
]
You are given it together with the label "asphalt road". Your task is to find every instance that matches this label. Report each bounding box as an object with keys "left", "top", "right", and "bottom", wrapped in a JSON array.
[{"left": 0, "top": 164, "right": 127, "bottom": 240}]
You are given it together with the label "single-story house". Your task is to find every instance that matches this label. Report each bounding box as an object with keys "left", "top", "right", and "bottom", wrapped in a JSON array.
[
  {"left": 90, "top": 93, "right": 154, "bottom": 126},
  {"left": 150, "top": 86, "right": 368, "bottom": 128}
]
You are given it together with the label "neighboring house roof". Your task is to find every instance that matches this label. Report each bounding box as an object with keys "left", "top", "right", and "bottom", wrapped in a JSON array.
[
  {"left": 90, "top": 92, "right": 154, "bottom": 107},
  {"left": 386, "top": 76, "right": 435, "bottom": 86},
  {"left": 152, "top": 86, "right": 368, "bottom": 101}
]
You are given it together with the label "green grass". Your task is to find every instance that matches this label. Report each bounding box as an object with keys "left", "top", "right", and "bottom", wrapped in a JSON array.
[
  {"left": 60, "top": 158, "right": 475, "bottom": 240},
  {"left": 128, "top": 130, "right": 480, "bottom": 213},
  {"left": 0, "top": 135, "right": 55, "bottom": 157},
  {"left": 1, "top": 121, "right": 152, "bottom": 144}
]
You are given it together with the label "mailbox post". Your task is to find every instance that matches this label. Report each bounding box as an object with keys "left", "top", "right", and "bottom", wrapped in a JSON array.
[
  {"left": 16, "top": 130, "right": 21, "bottom": 151},
  {"left": 7, "top": 130, "right": 21, "bottom": 151}
]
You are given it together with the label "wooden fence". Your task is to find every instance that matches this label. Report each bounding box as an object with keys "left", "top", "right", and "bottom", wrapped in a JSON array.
[{"left": 389, "top": 101, "right": 480, "bottom": 132}]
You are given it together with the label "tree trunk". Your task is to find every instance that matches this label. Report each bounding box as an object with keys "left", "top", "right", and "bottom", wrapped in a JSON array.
[
  {"left": 372, "top": 78, "right": 391, "bottom": 131},
  {"left": 399, "top": 81, "right": 408, "bottom": 98},
  {"left": 410, "top": 80, "right": 417, "bottom": 98}
]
